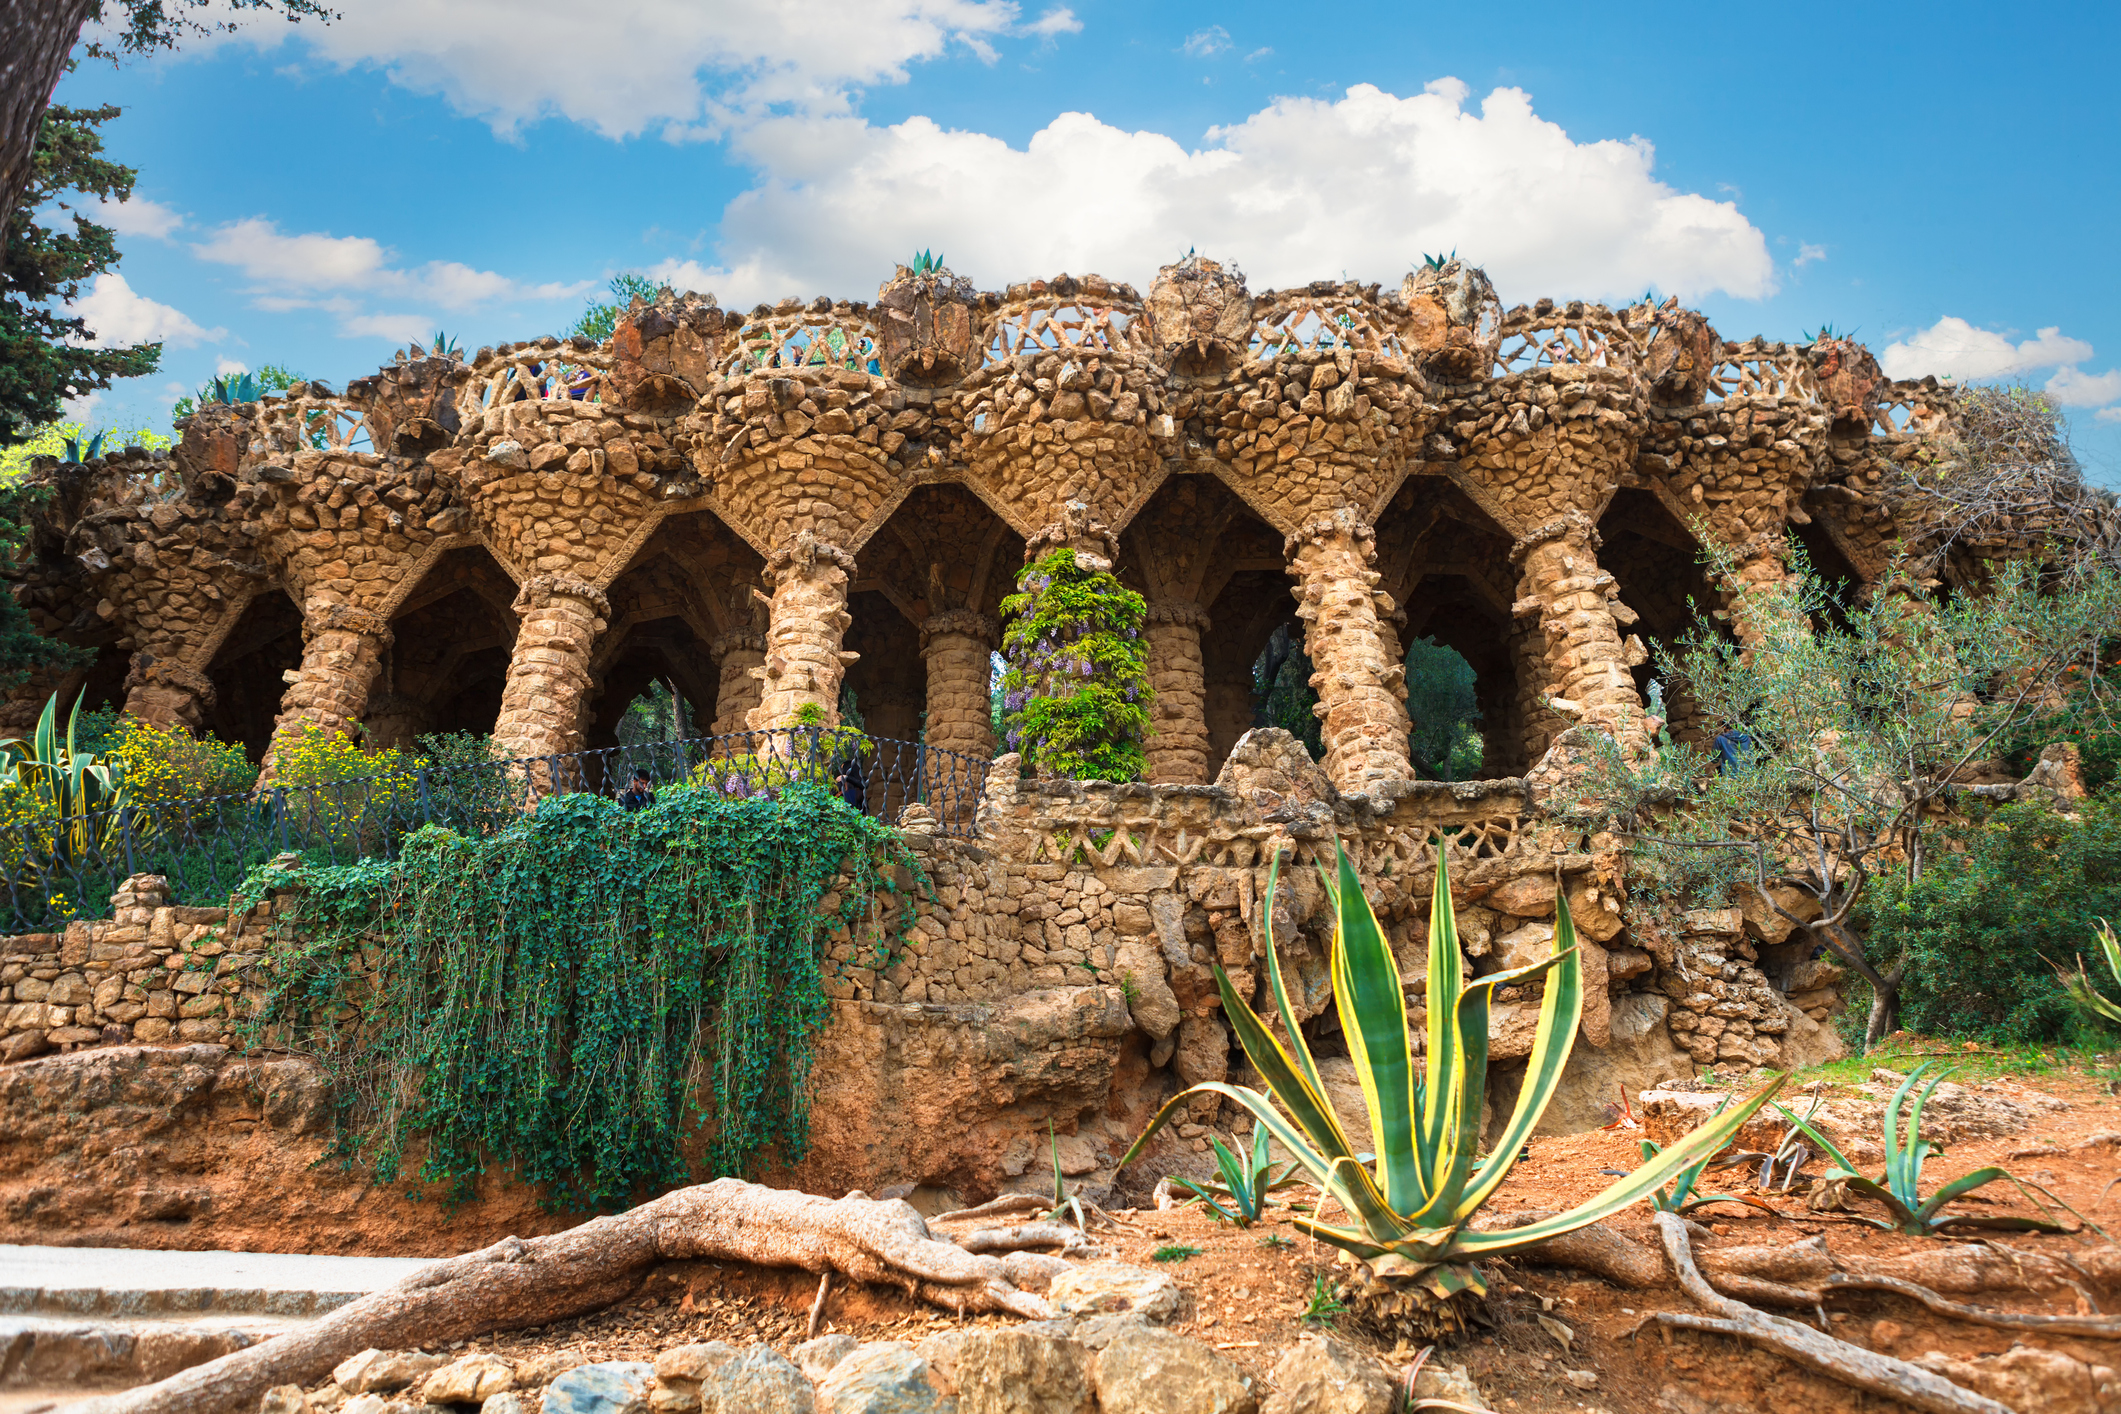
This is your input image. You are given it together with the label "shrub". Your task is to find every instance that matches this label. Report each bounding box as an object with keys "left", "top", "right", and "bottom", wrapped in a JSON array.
[
  {"left": 997, "top": 548, "right": 1152, "bottom": 782},
  {"left": 1864, "top": 796, "right": 2121, "bottom": 1045},
  {"left": 104, "top": 717, "right": 255, "bottom": 819}
]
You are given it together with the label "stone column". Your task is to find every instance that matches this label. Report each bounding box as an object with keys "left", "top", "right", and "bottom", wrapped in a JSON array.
[
  {"left": 1724, "top": 534, "right": 1800, "bottom": 653},
  {"left": 748, "top": 531, "right": 856, "bottom": 730},
  {"left": 122, "top": 652, "right": 215, "bottom": 733},
  {"left": 708, "top": 628, "right": 766, "bottom": 740},
  {"left": 493, "top": 575, "right": 610, "bottom": 760},
  {"left": 1143, "top": 601, "right": 1211, "bottom": 784},
  {"left": 262, "top": 603, "right": 393, "bottom": 771},
  {"left": 1203, "top": 675, "right": 1254, "bottom": 779},
  {"left": 921, "top": 608, "right": 998, "bottom": 761},
  {"left": 1507, "top": 512, "right": 1650, "bottom": 758},
  {"left": 1285, "top": 510, "right": 1413, "bottom": 792}
]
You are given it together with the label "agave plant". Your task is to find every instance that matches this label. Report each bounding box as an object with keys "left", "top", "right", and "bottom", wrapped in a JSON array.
[
  {"left": 60, "top": 430, "right": 107, "bottom": 464},
  {"left": 2056, "top": 920, "right": 2121, "bottom": 1027},
  {"left": 1167, "top": 1124, "right": 1304, "bottom": 1227},
  {"left": 197, "top": 372, "right": 263, "bottom": 406},
  {"left": 1421, "top": 249, "right": 1457, "bottom": 271},
  {"left": 0, "top": 692, "right": 134, "bottom": 875},
  {"left": 1774, "top": 1063, "right": 2065, "bottom": 1237},
  {"left": 1120, "top": 840, "right": 1785, "bottom": 1310},
  {"left": 1641, "top": 1096, "right": 1769, "bottom": 1215},
  {"left": 909, "top": 249, "right": 945, "bottom": 275}
]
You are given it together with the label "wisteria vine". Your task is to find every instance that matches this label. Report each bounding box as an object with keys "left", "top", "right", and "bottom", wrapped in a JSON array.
[{"left": 997, "top": 547, "right": 1152, "bottom": 781}]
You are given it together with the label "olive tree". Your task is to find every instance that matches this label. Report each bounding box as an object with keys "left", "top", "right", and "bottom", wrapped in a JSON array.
[{"left": 1558, "top": 539, "right": 2121, "bottom": 1048}]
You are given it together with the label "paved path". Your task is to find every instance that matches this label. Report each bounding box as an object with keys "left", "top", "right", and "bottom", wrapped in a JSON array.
[{"left": 0, "top": 1244, "right": 437, "bottom": 1317}]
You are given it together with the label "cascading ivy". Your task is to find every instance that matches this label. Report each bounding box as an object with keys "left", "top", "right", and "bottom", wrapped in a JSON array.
[
  {"left": 997, "top": 547, "right": 1152, "bottom": 782},
  {"left": 245, "top": 782, "right": 922, "bottom": 1211}
]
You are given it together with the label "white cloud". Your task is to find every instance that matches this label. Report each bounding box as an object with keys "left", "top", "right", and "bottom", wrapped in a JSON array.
[
  {"left": 2097, "top": 406, "right": 2121, "bottom": 424},
  {"left": 1879, "top": 316, "right": 2094, "bottom": 380},
  {"left": 215, "top": 357, "right": 251, "bottom": 376},
  {"left": 221, "top": 0, "right": 1022, "bottom": 141},
  {"left": 1794, "top": 242, "right": 1826, "bottom": 267},
  {"left": 2046, "top": 365, "right": 2121, "bottom": 408},
  {"left": 1244, "top": 47, "right": 1274, "bottom": 62},
  {"left": 673, "top": 81, "right": 1774, "bottom": 309},
  {"left": 1182, "top": 26, "right": 1231, "bottom": 57},
  {"left": 66, "top": 273, "right": 224, "bottom": 348},
  {"left": 84, "top": 195, "right": 186, "bottom": 240},
  {"left": 1026, "top": 7, "right": 1080, "bottom": 37},
  {"left": 341, "top": 312, "right": 439, "bottom": 344},
  {"left": 189, "top": 218, "right": 593, "bottom": 330}
]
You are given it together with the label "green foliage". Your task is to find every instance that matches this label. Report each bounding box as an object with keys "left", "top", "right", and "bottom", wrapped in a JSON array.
[
  {"left": 2059, "top": 920, "right": 2121, "bottom": 1028},
  {"left": 1150, "top": 1243, "right": 1202, "bottom": 1263},
  {"left": 998, "top": 548, "right": 1151, "bottom": 782},
  {"left": 1301, "top": 1274, "right": 1347, "bottom": 1325},
  {"left": 1775, "top": 1063, "right": 2065, "bottom": 1236},
  {"left": 0, "top": 692, "right": 133, "bottom": 888},
  {"left": 1640, "top": 1096, "right": 1769, "bottom": 1214},
  {"left": 2, "top": 105, "right": 161, "bottom": 447},
  {"left": 571, "top": 272, "right": 665, "bottom": 343},
  {"left": 1259, "top": 1232, "right": 1293, "bottom": 1250},
  {"left": 1404, "top": 636, "right": 1482, "bottom": 780},
  {"left": 1864, "top": 797, "right": 2121, "bottom": 1045},
  {"left": 248, "top": 781, "right": 923, "bottom": 1209},
  {"left": 1557, "top": 539, "right": 2121, "bottom": 1047},
  {"left": 1167, "top": 1125, "right": 1302, "bottom": 1227},
  {"left": 1253, "top": 624, "right": 1323, "bottom": 760},
  {"left": 0, "top": 419, "right": 170, "bottom": 480},
  {"left": 76, "top": 0, "right": 335, "bottom": 64},
  {"left": 1120, "top": 841, "right": 1783, "bottom": 1302},
  {"left": 615, "top": 681, "right": 693, "bottom": 750},
  {"left": 172, "top": 364, "right": 300, "bottom": 422}
]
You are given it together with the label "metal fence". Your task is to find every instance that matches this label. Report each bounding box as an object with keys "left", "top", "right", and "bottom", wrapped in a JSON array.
[{"left": 0, "top": 728, "right": 988, "bottom": 935}]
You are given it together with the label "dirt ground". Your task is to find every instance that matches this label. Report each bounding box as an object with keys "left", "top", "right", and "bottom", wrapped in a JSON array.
[{"left": 431, "top": 1045, "right": 2121, "bottom": 1413}]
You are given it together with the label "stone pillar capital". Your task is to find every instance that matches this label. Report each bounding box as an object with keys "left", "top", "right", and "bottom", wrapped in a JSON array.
[
  {"left": 1283, "top": 507, "right": 1376, "bottom": 557},
  {"left": 1145, "top": 599, "right": 1211, "bottom": 632},
  {"left": 1026, "top": 498, "right": 1118, "bottom": 572},
  {"left": 1508, "top": 509, "right": 1602, "bottom": 565},
  {"left": 919, "top": 608, "right": 998, "bottom": 651},
  {"left": 510, "top": 574, "right": 611, "bottom": 622},
  {"left": 765, "top": 530, "right": 856, "bottom": 585},
  {"left": 303, "top": 602, "right": 394, "bottom": 647}
]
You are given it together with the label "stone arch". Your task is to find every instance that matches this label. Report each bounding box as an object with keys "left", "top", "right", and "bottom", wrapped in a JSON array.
[
  {"left": 366, "top": 545, "right": 521, "bottom": 750},
  {"left": 1373, "top": 475, "right": 1523, "bottom": 776},
  {"left": 1118, "top": 472, "right": 1284, "bottom": 782},
  {"left": 205, "top": 590, "right": 304, "bottom": 762},
  {"left": 1597, "top": 487, "right": 1723, "bottom": 745},
  {"left": 589, "top": 509, "right": 767, "bottom": 756},
  {"left": 848, "top": 482, "right": 1024, "bottom": 790}
]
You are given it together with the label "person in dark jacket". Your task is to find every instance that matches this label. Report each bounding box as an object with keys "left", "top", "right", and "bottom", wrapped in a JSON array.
[
  {"left": 834, "top": 753, "right": 866, "bottom": 813},
  {"left": 616, "top": 769, "right": 656, "bottom": 811}
]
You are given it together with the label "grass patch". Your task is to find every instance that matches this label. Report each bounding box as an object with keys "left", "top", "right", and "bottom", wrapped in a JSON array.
[{"left": 1150, "top": 1243, "right": 1203, "bottom": 1263}]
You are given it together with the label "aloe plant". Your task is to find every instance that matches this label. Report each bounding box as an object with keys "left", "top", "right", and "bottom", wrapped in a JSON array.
[
  {"left": 1167, "top": 1124, "right": 1303, "bottom": 1227},
  {"left": 1774, "top": 1063, "right": 2065, "bottom": 1236},
  {"left": 2056, "top": 921, "right": 2121, "bottom": 1027},
  {"left": 1120, "top": 840, "right": 1785, "bottom": 1302}
]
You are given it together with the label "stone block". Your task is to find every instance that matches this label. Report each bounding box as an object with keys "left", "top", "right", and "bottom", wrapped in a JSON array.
[{"left": 1091, "top": 1326, "right": 1253, "bottom": 1414}]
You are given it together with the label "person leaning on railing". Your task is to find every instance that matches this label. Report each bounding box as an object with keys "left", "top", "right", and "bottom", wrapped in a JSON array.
[{"left": 616, "top": 768, "right": 657, "bottom": 812}]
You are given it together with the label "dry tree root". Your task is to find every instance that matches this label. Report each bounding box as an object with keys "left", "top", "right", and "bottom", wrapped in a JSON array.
[
  {"left": 65, "top": 1178, "right": 1076, "bottom": 1414},
  {"left": 1645, "top": 1212, "right": 2015, "bottom": 1414},
  {"left": 1822, "top": 1273, "right": 2121, "bottom": 1340}
]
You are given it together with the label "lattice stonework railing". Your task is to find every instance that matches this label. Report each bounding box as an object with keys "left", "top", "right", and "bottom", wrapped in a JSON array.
[
  {"left": 980, "top": 302, "right": 1148, "bottom": 368},
  {"left": 471, "top": 344, "right": 616, "bottom": 413},
  {"left": 721, "top": 313, "right": 882, "bottom": 377},
  {"left": 1492, "top": 320, "right": 1631, "bottom": 377},
  {"left": 256, "top": 395, "right": 373, "bottom": 454},
  {"left": 1872, "top": 382, "right": 1953, "bottom": 437},
  {"left": 1246, "top": 299, "right": 1409, "bottom": 362},
  {"left": 1017, "top": 808, "right": 1534, "bottom": 880},
  {"left": 1703, "top": 346, "right": 1821, "bottom": 404}
]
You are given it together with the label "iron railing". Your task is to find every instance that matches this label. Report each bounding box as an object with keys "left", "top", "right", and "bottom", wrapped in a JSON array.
[{"left": 0, "top": 728, "right": 987, "bottom": 935}]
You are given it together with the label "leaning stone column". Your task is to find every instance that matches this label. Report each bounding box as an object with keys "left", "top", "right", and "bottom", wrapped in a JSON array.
[
  {"left": 262, "top": 603, "right": 393, "bottom": 773},
  {"left": 748, "top": 531, "right": 857, "bottom": 730},
  {"left": 1507, "top": 512, "right": 1651, "bottom": 758},
  {"left": 708, "top": 628, "right": 766, "bottom": 740},
  {"left": 921, "top": 608, "right": 998, "bottom": 761},
  {"left": 1286, "top": 510, "right": 1413, "bottom": 792},
  {"left": 123, "top": 652, "right": 215, "bottom": 733},
  {"left": 493, "top": 575, "right": 610, "bottom": 760},
  {"left": 1724, "top": 533, "right": 1802, "bottom": 653},
  {"left": 1143, "top": 601, "right": 1211, "bottom": 784}
]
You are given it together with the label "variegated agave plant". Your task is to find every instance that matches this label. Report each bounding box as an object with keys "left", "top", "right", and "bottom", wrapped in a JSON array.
[{"left": 1121, "top": 839, "right": 1785, "bottom": 1309}]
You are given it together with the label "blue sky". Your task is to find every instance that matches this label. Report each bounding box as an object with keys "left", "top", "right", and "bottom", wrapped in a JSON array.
[{"left": 48, "top": 0, "right": 2121, "bottom": 485}]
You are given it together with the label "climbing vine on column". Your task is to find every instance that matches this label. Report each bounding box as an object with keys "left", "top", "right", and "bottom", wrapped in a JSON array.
[
  {"left": 245, "top": 783, "right": 922, "bottom": 1211},
  {"left": 997, "top": 547, "right": 1152, "bottom": 782}
]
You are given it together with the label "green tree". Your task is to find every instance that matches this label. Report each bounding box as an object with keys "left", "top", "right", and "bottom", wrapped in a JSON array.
[
  {"left": 1560, "top": 540, "right": 2121, "bottom": 1048},
  {"left": 997, "top": 548, "right": 1151, "bottom": 782},
  {"left": 1252, "top": 623, "right": 1323, "bottom": 759},
  {"left": 571, "top": 272, "right": 664, "bottom": 343},
  {"left": 1, "top": 104, "right": 159, "bottom": 445},
  {"left": 1404, "top": 635, "right": 1482, "bottom": 780}
]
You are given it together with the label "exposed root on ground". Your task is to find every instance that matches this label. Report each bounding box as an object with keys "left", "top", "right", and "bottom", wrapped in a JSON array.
[
  {"left": 1644, "top": 1211, "right": 2016, "bottom": 1414},
  {"left": 64, "top": 1179, "right": 1076, "bottom": 1414}
]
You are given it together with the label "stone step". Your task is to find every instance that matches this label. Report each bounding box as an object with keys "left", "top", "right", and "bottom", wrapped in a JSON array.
[{"left": 0, "top": 1245, "right": 435, "bottom": 1319}]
